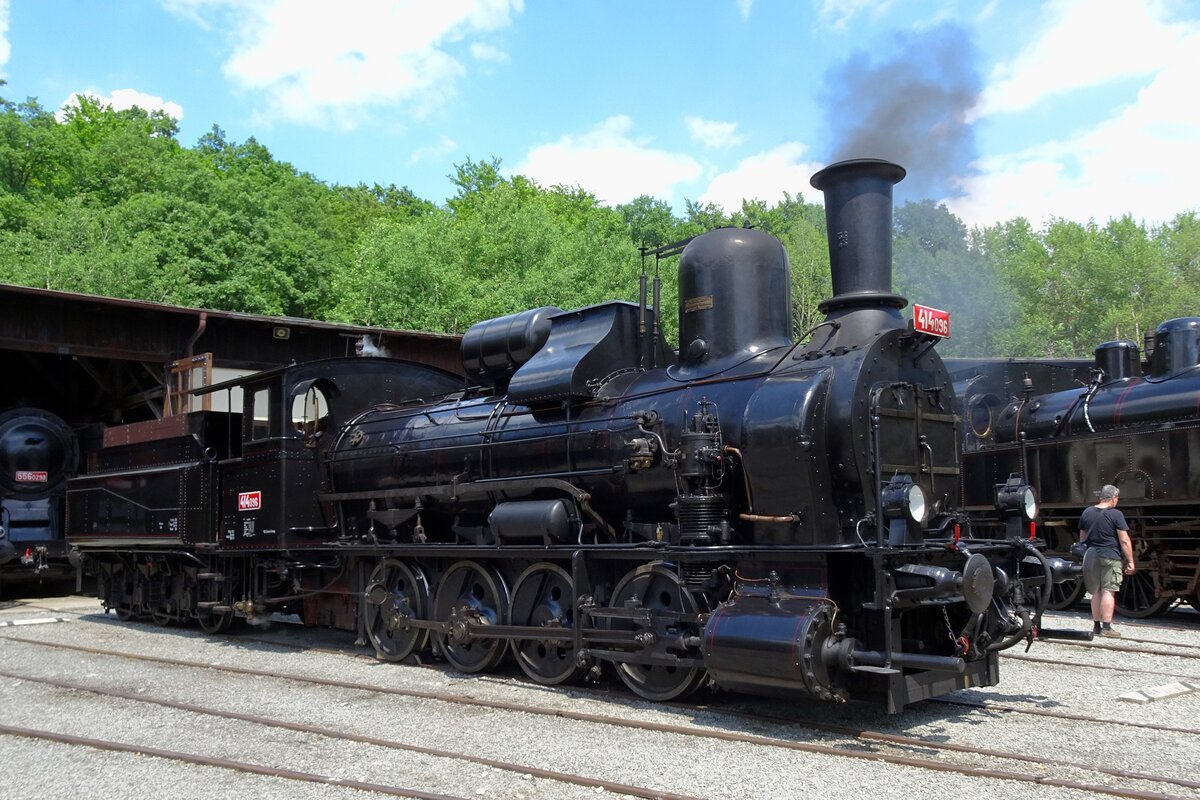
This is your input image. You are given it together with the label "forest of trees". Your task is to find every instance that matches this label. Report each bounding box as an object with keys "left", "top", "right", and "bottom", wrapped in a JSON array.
[{"left": 2, "top": 92, "right": 1198, "bottom": 358}]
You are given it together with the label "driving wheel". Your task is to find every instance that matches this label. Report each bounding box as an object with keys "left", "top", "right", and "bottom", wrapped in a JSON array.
[
  {"left": 1047, "top": 577, "right": 1085, "bottom": 610},
  {"left": 1116, "top": 567, "right": 1168, "bottom": 618},
  {"left": 608, "top": 563, "right": 706, "bottom": 701},
  {"left": 364, "top": 558, "right": 430, "bottom": 661},
  {"left": 509, "top": 563, "right": 583, "bottom": 686},
  {"left": 432, "top": 560, "right": 509, "bottom": 673}
]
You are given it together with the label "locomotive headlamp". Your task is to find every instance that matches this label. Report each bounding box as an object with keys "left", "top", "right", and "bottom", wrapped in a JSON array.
[
  {"left": 995, "top": 476, "right": 1038, "bottom": 521},
  {"left": 882, "top": 476, "right": 928, "bottom": 525}
]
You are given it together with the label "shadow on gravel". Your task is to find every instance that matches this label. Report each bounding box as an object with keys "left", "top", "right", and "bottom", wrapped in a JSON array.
[
  {"left": 61, "top": 610, "right": 1068, "bottom": 754},
  {"left": 0, "top": 576, "right": 81, "bottom": 602}
]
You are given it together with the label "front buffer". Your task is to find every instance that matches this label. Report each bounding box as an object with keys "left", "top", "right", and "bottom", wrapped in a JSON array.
[{"left": 702, "top": 543, "right": 1037, "bottom": 712}]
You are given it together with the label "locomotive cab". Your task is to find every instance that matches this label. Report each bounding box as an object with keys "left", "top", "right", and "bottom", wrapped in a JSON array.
[{"left": 197, "top": 358, "right": 466, "bottom": 550}]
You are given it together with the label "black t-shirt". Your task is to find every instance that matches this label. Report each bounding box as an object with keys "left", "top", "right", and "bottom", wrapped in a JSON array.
[{"left": 1078, "top": 505, "right": 1127, "bottom": 561}]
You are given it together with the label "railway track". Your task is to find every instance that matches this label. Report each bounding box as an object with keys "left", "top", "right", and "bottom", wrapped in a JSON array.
[
  {"left": 79, "top": 616, "right": 1200, "bottom": 735},
  {"left": 925, "top": 696, "right": 1200, "bottom": 736},
  {"left": 1038, "top": 636, "right": 1200, "bottom": 660},
  {"left": 0, "top": 722, "right": 469, "bottom": 800},
  {"left": 3, "top": 633, "right": 1196, "bottom": 800},
  {"left": 1004, "top": 651, "right": 1200, "bottom": 681},
  {"left": 0, "top": 668, "right": 702, "bottom": 800}
]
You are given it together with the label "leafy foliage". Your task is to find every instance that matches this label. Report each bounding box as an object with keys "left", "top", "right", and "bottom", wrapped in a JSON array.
[{"left": 1, "top": 89, "right": 1198, "bottom": 358}]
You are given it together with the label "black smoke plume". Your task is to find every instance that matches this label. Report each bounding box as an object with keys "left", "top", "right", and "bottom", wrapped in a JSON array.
[{"left": 819, "top": 23, "right": 981, "bottom": 201}]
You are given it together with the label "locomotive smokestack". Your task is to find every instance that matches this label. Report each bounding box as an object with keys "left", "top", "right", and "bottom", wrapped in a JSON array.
[{"left": 811, "top": 158, "right": 906, "bottom": 316}]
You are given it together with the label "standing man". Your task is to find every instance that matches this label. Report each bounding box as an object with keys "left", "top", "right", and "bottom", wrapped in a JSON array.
[{"left": 1078, "top": 484, "right": 1137, "bottom": 637}]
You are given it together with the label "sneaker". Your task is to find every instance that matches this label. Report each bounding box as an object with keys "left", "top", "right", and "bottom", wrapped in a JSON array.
[{"left": 1101, "top": 627, "right": 1122, "bottom": 638}]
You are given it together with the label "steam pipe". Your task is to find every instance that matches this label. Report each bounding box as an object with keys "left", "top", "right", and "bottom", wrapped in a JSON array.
[
  {"left": 870, "top": 386, "right": 885, "bottom": 547},
  {"left": 651, "top": 270, "right": 661, "bottom": 369},
  {"left": 186, "top": 311, "right": 208, "bottom": 358},
  {"left": 638, "top": 270, "right": 648, "bottom": 369}
]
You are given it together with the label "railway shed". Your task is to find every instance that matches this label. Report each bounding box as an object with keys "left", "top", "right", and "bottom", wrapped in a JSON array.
[{"left": 0, "top": 283, "right": 463, "bottom": 426}]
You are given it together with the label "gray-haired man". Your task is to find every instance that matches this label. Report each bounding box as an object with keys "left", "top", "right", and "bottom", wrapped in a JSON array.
[{"left": 1078, "top": 484, "right": 1136, "bottom": 637}]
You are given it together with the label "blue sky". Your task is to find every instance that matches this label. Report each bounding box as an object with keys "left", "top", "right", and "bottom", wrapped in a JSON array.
[{"left": 2, "top": 0, "right": 1197, "bottom": 228}]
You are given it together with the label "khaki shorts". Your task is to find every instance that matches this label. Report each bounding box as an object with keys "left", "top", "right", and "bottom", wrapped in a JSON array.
[{"left": 1098, "top": 557, "right": 1124, "bottom": 592}]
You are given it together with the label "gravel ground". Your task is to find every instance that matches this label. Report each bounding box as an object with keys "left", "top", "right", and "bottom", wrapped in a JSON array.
[{"left": 1, "top": 597, "right": 1197, "bottom": 800}]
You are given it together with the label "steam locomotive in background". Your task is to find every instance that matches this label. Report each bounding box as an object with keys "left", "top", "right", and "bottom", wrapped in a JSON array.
[
  {"left": 65, "top": 159, "right": 1064, "bottom": 712},
  {"left": 0, "top": 407, "right": 79, "bottom": 580},
  {"left": 957, "top": 323, "right": 1200, "bottom": 617}
]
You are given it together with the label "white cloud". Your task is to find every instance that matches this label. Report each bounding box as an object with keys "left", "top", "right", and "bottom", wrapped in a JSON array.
[
  {"left": 469, "top": 42, "right": 509, "bottom": 62},
  {"left": 975, "top": 0, "right": 1000, "bottom": 24},
  {"left": 409, "top": 134, "right": 458, "bottom": 164},
  {"left": 736, "top": 0, "right": 754, "bottom": 19},
  {"left": 973, "top": 0, "right": 1189, "bottom": 118},
  {"left": 698, "top": 142, "right": 824, "bottom": 211},
  {"left": 168, "top": 0, "right": 522, "bottom": 129},
  {"left": 514, "top": 115, "right": 703, "bottom": 206},
  {"left": 817, "top": 0, "right": 894, "bottom": 31},
  {"left": 685, "top": 116, "right": 744, "bottom": 149},
  {"left": 0, "top": 0, "right": 10, "bottom": 74},
  {"left": 57, "top": 88, "right": 185, "bottom": 121},
  {"left": 951, "top": 8, "right": 1200, "bottom": 227}
]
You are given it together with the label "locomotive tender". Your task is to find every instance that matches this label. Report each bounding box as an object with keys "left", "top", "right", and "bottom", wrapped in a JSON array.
[
  {"left": 67, "top": 159, "right": 1058, "bottom": 712},
  {"left": 960, "top": 320, "right": 1200, "bottom": 617}
]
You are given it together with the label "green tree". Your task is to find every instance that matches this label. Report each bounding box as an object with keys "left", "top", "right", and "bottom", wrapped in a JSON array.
[{"left": 893, "top": 199, "right": 1010, "bottom": 355}]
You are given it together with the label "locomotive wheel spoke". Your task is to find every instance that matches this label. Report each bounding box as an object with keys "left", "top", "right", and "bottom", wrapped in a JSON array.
[
  {"left": 509, "top": 563, "right": 583, "bottom": 686},
  {"left": 607, "top": 564, "right": 706, "bottom": 702},
  {"left": 1046, "top": 577, "right": 1084, "bottom": 611},
  {"left": 363, "top": 558, "right": 429, "bottom": 662},
  {"left": 1116, "top": 568, "right": 1169, "bottom": 618},
  {"left": 432, "top": 560, "right": 509, "bottom": 674}
]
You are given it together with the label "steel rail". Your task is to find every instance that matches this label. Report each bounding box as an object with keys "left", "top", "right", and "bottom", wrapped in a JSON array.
[
  {"left": 1037, "top": 638, "right": 1200, "bottom": 660},
  {"left": 929, "top": 697, "right": 1200, "bottom": 735},
  {"left": 0, "top": 667, "right": 701, "bottom": 800},
  {"left": 0, "top": 722, "right": 466, "bottom": 800},
  {"left": 1003, "top": 651, "right": 1200, "bottom": 681},
  {"left": 667, "top": 700, "right": 1200, "bottom": 794},
  {"left": 2, "top": 635, "right": 1192, "bottom": 800}
]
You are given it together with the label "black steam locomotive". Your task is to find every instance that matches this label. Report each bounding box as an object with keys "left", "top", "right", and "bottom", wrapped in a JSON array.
[
  {"left": 0, "top": 407, "right": 79, "bottom": 578},
  {"left": 959, "top": 321, "right": 1200, "bottom": 616},
  {"left": 67, "top": 159, "right": 1061, "bottom": 712}
]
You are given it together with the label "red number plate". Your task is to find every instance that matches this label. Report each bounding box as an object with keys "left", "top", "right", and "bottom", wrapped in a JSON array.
[
  {"left": 15, "top": 470, "right": 48, "bottom": 482},
  {"left": 238, "top": 491, "right": 262, "bottom": 511},
  {"left": 913, "top": 304, "right": 950, "bottom": 338}
]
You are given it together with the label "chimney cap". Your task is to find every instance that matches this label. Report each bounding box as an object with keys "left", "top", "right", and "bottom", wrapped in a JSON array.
[{"left": 811, "top": 158, "right": 906, "bottom": 192}]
